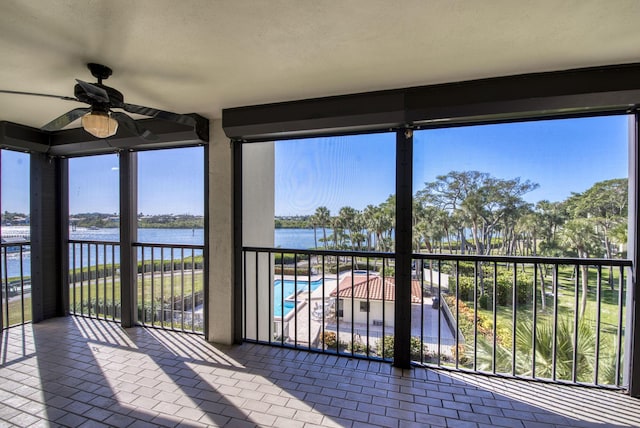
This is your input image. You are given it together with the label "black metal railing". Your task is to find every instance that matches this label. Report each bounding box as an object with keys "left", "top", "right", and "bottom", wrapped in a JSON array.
[
  {"left": 242, "top": 247, "right": 631, "bottom": 389},
  {"left": 411, "top": 254, "right": 631, "bottom": 389},
  {"left": 1, "top": 242, "right": 31, "bottom": 329},
  {"left": 243, "top": 247, "right": 396, "bottom": 359},
  {"left": 69, "top": 240, "right": 121, "bottom": 321},
  {"left": 135, "top": 242, "right": 205, "bottom": 333}
]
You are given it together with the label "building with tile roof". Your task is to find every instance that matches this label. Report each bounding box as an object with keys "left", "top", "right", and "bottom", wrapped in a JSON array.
[{"left": 330, "top": 275, "right": 423, "bottom": 328}]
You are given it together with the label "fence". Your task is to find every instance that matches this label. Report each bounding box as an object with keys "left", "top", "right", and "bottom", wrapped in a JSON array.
[
  {"left": 243, "top": 246, "right": 631, "bottom": 389},
  {"left": 69, "top": 240, "right": 121, "bottom": 320},
  {"left": 1, "top": 242, "right": 31, "bottom": 329},
  {"left": 135, "top": 242, "right": 205, "bottom": 333}
]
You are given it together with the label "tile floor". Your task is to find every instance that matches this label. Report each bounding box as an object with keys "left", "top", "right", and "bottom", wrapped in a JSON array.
[{"left": 1, "top": 317, "right": 639, "bottom": 427}]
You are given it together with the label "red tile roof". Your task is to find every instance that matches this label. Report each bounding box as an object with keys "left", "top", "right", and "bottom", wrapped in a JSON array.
[{"left": 330, "top": 275, "right": 422, "bottom": 303}]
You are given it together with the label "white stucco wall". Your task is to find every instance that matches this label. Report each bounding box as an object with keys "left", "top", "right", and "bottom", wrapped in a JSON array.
[
  {"left": 206, "top": 123, "right": 275, "bottom": 345},
  {"left": 339, "top": 298, "right": 394, "bottom": 328},
  {"left": 242, "top": 142, "right": 275, "bottom": 342}
]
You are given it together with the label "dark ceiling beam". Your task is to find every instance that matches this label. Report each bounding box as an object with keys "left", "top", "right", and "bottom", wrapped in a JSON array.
[
  {"left": 222, "top": 63, "right": 640, "bottom": 141},
  {"left": 47, "top": 114, "right": 209, "bottom": 157},
  {"left": 0, "top": 122, "right": 49, "bottom": 153},
  {"left": 0, "top": 114, "right": 208, "bottom": 157},
  {"left": 223, "top": 91, "right": 406, "bottom": 141}
]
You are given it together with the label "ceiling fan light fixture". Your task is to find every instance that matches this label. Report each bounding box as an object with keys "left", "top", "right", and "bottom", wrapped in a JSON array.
[{"left": 81, "top": 110, "right": 118, "bottom": 138}]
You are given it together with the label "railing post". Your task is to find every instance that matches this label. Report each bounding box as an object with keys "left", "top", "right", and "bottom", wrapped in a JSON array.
[
  {"left": 394, "top": 128, "right": 413, "bottom": 368},
  {"left": 119, "top": 151, "right": 138, "bottom": 328}
]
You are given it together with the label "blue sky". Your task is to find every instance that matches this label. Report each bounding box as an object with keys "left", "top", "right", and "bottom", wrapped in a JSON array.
[
  {"left": 1, "top": 150, "right": 30, "bottom": 214},
  {"left": 275, "top": 114, "right": 629, "bottom": 216},
  {"left": 65, "top": 147, "right": 204, "bottom": 215},
  {"left": 1, "top": 115, "right": 630, "bottom": 216},
  {"left": 0, "top": 147, "right": 204, "bottom": 215}
]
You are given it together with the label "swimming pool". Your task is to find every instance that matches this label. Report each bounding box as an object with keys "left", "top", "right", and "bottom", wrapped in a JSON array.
[{"left": 274, "top": 279, "right": 324, "bottom": 317}]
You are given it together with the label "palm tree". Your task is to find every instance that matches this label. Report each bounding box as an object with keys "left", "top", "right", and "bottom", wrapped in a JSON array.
[
  {"left": 308, "top": 213, "right": 318, "bottom": 249},
  {"left": 473, "top": 317, "right": 605, "bottom": 383},
  {"left": 331, "top": 215, "right": 344, "bottom": 249},
  {"left": 362, "top": 204, "right": 378, "bottom": 251},
  {"left": 560, "top": 218, "right": 600, "bottom": 317},
  {"left": 314, "top": 206, "right": 330, "bottom": 250},
  {"left": 338, "top": 206, "right": 358, "bottom": 249},
  {"left": 352, "top": 212, "right": 366, "bottom": 251}
]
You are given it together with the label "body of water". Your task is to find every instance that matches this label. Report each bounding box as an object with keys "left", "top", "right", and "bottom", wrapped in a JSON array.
[
  {"left": 274, "top": 228, "right": 328, "bottom": 249},
  {"left": 1, "top": 227, "right": 317, "bottom": 279},
  {"left": 3, "top": 227, "right": 207, "bottom": 279}
]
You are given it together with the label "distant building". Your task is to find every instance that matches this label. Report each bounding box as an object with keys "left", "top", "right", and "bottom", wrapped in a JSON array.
[{"left": 330, "top": 275, "right": 422, "bottom": 328}]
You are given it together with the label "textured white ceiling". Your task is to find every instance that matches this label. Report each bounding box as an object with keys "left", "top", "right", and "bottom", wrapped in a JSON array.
[{"left": 1, "top": 0, "right": 639, "bottom": 130}]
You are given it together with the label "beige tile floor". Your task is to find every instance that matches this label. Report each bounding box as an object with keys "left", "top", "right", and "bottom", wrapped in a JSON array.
[{"left": 1, "top": 316, "right": 639, "bottom": 427}]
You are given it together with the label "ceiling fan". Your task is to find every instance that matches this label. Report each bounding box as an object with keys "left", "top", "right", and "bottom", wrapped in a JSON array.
[{"left": 0, "top": 63, "right": 196, "bottom": 141}]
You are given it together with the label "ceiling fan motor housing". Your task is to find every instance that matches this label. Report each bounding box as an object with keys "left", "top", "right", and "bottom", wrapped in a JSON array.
[{"left": 74, "top": 83, "right": 124, "bottom": 110}]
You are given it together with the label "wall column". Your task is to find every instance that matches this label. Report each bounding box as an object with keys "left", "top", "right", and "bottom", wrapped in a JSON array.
[
  {"left": 394, "top": 128, "right": 413, "bottom": 368},
  {"left": 206, "top": 121, "right": 275, "bottom": 344},
  {"left": 30, "top": 154, "right": 68, "bottom": 322},
  {"left": 207, "top": 120, "right": 236, "bottom": 344},
  {"left": 119, "top": 151, "right": 138, "bottom": 328}
]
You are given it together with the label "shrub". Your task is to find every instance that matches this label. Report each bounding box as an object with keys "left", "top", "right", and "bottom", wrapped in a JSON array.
[
  {"left": 377, "top": 335, "right": 424, "bottom": 360},
  {"left": 273, "top": 253, "right": 309, "bottom": 264},
  {"left": 273, "top": 267, "right": 310, "bottom": 276},
  {"left": 346, "top": 340, "right": 372, "bottom": 355},
  {"left": 325, "top": 262, "right": 373, "bottom": 274},
  {"left": 443, "top": 295, "right": 494, "bottom": 341},
  {"left": 322, "top": 331, "right": 337, "bottom": 349},
  {"left": 495, "top": 270, "right": 533, "bottom": 306},
  {"left": 452, "top": 266, "right": 534, "bottom": 307}
]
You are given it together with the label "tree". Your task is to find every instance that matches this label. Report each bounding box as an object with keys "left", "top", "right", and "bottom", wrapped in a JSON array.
[
  {"left": 414, "top": 205, "right": 447, "bottom": 253},
  {"left": 566, "top": 179, "right": 628, "bottom": 287},
  {"left": 314, "top": 206, "right": 331, "bottom": 250},
  {"left": 474, "top": 317, "right": 603, "bottom": 383},
  {"left": 515, "top": 209, "right": 550, "bottom": 310},
  {"left": 362, "top": 205, "right": 378, "bottom": 251},
  {"left": 536, "top": 200, "right": 567, "bottom": 256},
  {"left": 351, "top": 211, "right": 367, "bottom": 251},
  {"left": 418, "top": 171, "right": 537, "bottom": 256},
  {"left": 338, "top": 206, "right": 358, "bottom": 249},
  {"left": 308, "top": 214, "right": 318, "bottom": 249},
  {"left": 566, "top": 178, "right": 627, "bottom": 258},
  {"left": 560, "top": 218, "right": 601, "bottom": 317}
]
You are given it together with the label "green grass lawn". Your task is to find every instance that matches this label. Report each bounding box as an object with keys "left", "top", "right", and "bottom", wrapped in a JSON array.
[
  {"left": 5, "top": 270, "right": 204, "bottom": 328},
  {"left": 448, "top": 263, "right": 626, "bottom": 383},
  {"left": 68, "top": 270, "right": 205, "bottom": 308}
]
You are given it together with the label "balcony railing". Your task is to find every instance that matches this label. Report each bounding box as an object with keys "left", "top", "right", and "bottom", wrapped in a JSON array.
[
  {"left": 242, "top": 247, "right": 631, "bottom": 389},
  {"left": 412, "top": 254, "right": 630, "bottom": 389},
  {"left": 69, "top": 240, "right": 205, "bottom": 333},
  {"left": 135, "top": 242, "right": 205, "bottom": 333},
  {"left": 243, "top": 247, "right": 396, "bottom": 356},
  {"left": 1, "top": 241, "right": 31, "bottom": 329},
  {"left": 69, "top": 240, "right": 121, "bottom": 321}
]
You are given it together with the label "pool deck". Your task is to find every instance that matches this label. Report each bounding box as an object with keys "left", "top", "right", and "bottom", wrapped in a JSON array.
[{"left": 279, "top": 273, "right": 456, "bottom": 354}]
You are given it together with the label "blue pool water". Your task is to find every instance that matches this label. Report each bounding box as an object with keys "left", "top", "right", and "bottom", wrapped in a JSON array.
[{"left": 274, "top": 279, "right": 324, "bottom": 317}]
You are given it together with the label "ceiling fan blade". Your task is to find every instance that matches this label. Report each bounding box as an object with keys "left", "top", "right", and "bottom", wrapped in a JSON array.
[
  {"left": 112, "top": 112, "right": 159, "bottom": 141},
  {"left": 122, "top": 103, "right": 197, "bottom": 127},
  {"left": 0, "top": 89, "right": 78, "bottom": 102},
  {"left": 75, "top": 79, "right": 109, "bottom": 103},
  {"left": 41, "top": 107, "right": 90, "bottom": 131}
]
